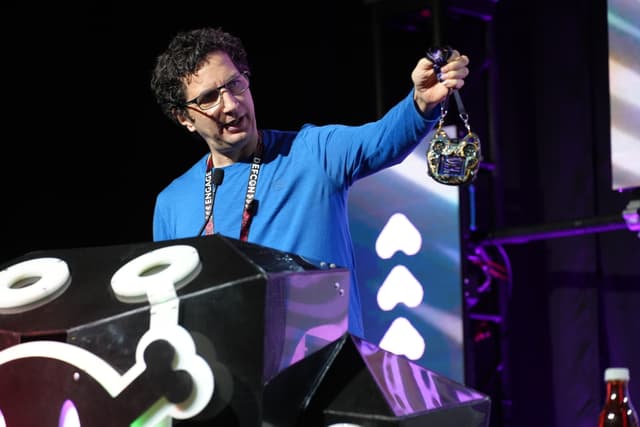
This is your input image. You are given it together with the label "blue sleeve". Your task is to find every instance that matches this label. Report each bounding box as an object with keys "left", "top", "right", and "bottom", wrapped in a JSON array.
[{"left": 298, "top": 90, "right": 440, "bottom": 187}]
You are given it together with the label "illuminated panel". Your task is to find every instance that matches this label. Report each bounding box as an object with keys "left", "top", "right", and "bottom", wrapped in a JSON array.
[
  {"left": 608, "top": 0, "right": 640, "bottom": 191},
  {"left": 349, "top": 128, "right": 464, "bottom": 382}
]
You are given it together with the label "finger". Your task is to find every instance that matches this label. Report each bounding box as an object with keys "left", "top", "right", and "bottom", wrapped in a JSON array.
[
  {"left": 444, "top": 54, "right": 469, "bottom": 71},
  {"left": 419, "top": 56, "right": 435, "bottom": 70},
  {"left": 444, "top": 78, "right": 466, "bottom": 90},
  {"left": 438, "top": 66, "right": 469, "bottom": 82}
]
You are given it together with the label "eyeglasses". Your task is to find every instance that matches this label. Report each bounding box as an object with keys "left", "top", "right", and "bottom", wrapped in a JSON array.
[{"left": 184, "top": 71, "right": 250, "bottom": 111}]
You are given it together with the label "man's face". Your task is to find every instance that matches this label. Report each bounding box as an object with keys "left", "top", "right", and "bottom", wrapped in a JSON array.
[{"left": 178, "top": 51, "right": 258, "bottom": 162}]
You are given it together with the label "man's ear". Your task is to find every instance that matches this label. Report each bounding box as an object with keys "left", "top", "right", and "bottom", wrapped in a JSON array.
[{"left": 174, "top": 108, "right": 197, "bottom": 132}]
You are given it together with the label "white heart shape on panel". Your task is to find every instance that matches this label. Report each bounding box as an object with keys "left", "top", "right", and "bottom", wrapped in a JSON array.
[
  {"left": 375, "top": 213, "right": 422, "bottom": 260},
  {"left": 378, "top": 317, "right": 426, "bottom": 361},
  {"left": 377, "top": 265, "right": 424, "bottom": 311}
]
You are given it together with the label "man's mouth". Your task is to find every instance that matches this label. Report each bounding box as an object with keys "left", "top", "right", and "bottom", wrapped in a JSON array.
[{"left": 223, "top": 116, "right": 243, "bottom": 130}]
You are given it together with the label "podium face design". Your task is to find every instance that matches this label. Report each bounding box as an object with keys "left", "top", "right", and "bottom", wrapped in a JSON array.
[{"left": 0, "top": 234, "right": 490, "bottom": 426}]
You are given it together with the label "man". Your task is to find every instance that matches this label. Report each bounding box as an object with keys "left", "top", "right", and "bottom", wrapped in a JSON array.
[{"left": 150, "top": 27, "right": 470, "bottom": 338}]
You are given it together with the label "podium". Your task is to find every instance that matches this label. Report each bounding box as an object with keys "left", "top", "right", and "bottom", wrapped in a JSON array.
[{"left": 0, "top": 234, "right": 490, "bottom": 426}]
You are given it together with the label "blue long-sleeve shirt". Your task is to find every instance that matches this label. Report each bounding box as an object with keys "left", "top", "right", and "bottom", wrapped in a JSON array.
[{"left": 153, "top": 90, "right": 439, "bottom": 338}]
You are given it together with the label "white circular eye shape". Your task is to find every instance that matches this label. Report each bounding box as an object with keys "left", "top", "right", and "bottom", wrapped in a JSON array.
[
  {"left": 110, "top": 245, "right": 201, "bottom": 303},
  {"left": 0, "top": 257, "right": 71, "bottom": 314}
]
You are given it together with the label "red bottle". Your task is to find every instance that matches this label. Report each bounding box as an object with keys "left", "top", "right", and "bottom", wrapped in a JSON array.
[{"left": 598, "top": 367, "right": 639, "bottom": 427}]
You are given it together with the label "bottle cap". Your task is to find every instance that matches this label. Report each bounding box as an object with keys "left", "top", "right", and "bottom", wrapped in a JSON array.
[{"left": 605, "top": 367, "right": 630, "bottom": 381}]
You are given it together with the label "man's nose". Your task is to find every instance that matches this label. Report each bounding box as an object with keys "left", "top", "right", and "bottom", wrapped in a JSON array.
[{"left": 219, "top": 89, "right": 239, "bottom": 112}]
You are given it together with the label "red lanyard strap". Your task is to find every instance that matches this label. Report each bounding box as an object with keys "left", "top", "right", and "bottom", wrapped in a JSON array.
[
  {"left": 201, "top": 155, "right": 218, "bottom": 235},
  {"left": 239, "top": 141, "right": 263, "bottom": 241},
  {"left": 203, "top": 140, "right": 263, "bottom": 241}
]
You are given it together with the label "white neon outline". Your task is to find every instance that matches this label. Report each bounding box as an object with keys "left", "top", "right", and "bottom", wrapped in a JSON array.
[
  {"left": 0, "top": 325, "right": 214, "bottom": 424},
  {"left": 110, "top": 245, "right": 200, "bottom": 303},
  {"left": 0, "top": 257, "right": 70, "bottom": 311}
]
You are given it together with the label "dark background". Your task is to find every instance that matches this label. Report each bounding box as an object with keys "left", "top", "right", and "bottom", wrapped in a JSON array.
[{"left": 1, "top": 1, "right": 639, "bottom": 426}]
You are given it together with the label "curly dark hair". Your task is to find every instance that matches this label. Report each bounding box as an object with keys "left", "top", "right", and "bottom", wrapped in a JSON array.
[{"left": 150, "top": 27, "right": 250, "bottom": 126}]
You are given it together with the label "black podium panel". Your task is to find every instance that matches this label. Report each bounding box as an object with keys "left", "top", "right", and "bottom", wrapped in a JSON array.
[
  {"left": 319, "top": 335, "right": 491, "bottom": 427},
  {"left": 0, "top": 235, "right": 489, "bottom": 426},
  {"left": 0, "top": 235, "right": 350, "bottom": 426},
  {"left": 263, "top": 333, "right": 491, "bottom": 427}
]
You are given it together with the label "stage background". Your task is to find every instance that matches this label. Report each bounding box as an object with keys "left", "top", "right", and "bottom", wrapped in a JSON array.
[{"left": 1, "top": 1, "right": 639, "bottom": 426}]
